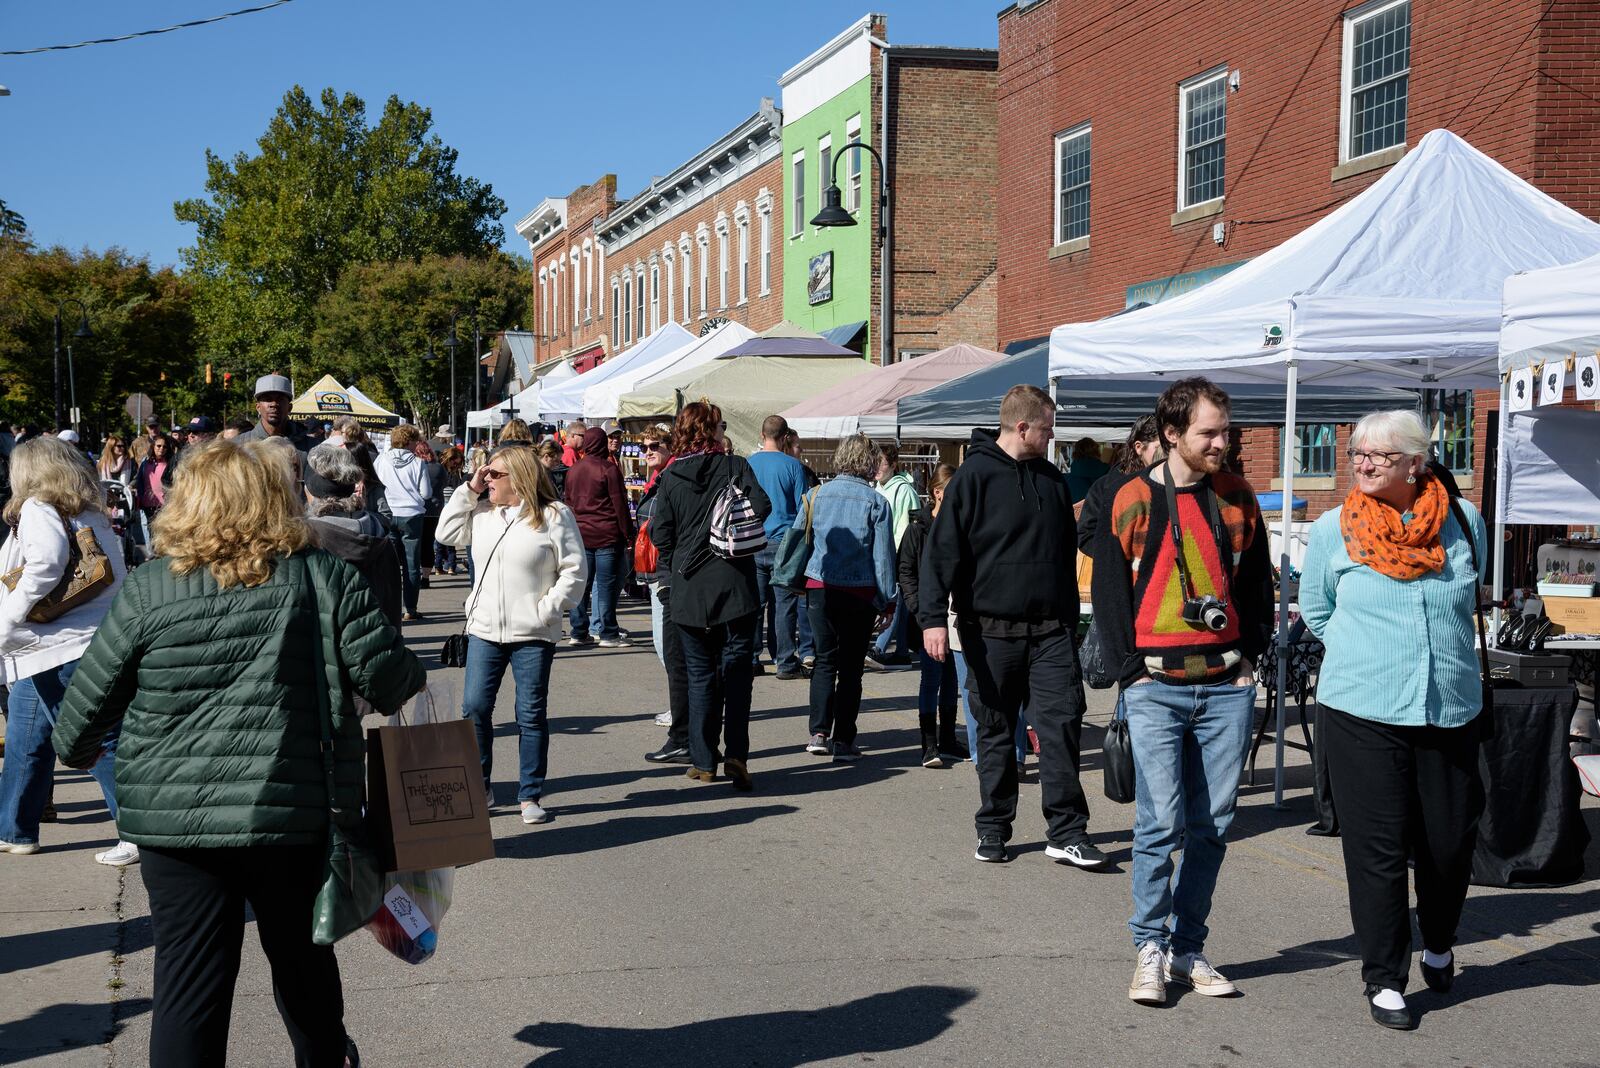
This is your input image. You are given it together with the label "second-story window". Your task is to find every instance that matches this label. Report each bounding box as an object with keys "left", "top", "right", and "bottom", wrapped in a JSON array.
[
  {"left": 737, "top": 216, "right": 750, "bottom": 303},
  {"left": 635, "top": 268, "right": 646, "bottom": 339},
  {"left": 1178, "top": 69, "right": 1228, "bottom": 209},
  {"left": 791, "top": 151, "right": 805, "bottom": 238},
  {"left": 817, "top": 135, "right": 833, "bottom": 229},
  {"left": 1054, "top": 124, "right": 1091, "bottom": 245},
  {"left": 650, "top": 264, "right": 660, "bottom": 333},
  {"left": 845, "top": 115, "right": 862, "bottom": 213},
  {"left": 621, "top": 274, "right": 632, "bottom": 344},
  {"left": 1343, "top": 0, "right": 1411, "bottom": 160}
]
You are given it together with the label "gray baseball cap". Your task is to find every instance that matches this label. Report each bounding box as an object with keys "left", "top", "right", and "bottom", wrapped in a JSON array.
[{"left": 255, "top": 374, "right": 292, "bottom": 398}]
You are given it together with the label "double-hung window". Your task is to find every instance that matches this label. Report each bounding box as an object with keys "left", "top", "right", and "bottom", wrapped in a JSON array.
[
  {"left": 845, "top": 115, "right": 862, "bottom": 213},
  {"left": 1054, "top": 124, "right": 1091, "bottom": 245},
  {"left": 737, "top": 217, "right": 749, "bottom": 303},
  {"left": 1286, "top": 423, "right": 1337, "bottom": 477},
  {"left": 1342, "top": 0, "right": 1411, "bottom": 161},
  {"left": 817, "top": 135, "right": 832, "bottom": 230},
  {"left": 621, "top": 275, "right": 632, "bottom": 344},
  {"left": 791, "top": 151, "right": 806, "bottom": 238},
  {"left": 635, "top": 269, "right": 646, "bottom": 338},
  {"left": 1178, "top": 69, "right": 1228, "bottom": 209},
  {"left": 1433, "top": 390, "right": 1474, "bottom": 474},
  {"left": 649, "top": 265, "right": 660, "bottom": 333}
]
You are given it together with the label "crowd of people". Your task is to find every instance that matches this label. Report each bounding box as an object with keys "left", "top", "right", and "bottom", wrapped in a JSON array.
[{"left": 0, "top": 366, "right": 1497, "bottom": 1063}]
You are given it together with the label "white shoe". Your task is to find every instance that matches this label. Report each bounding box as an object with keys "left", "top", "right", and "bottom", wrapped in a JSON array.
[
  {"left": 95, "top": 841, "right": 140, "bottom": 867},
  {"left": 597, "top": 636, "right": 633, "bottom": 648},
  {"left": 520, "top": 801, "right": 551, "bottom": 825},
  {"left": 1129, "top": 942, "right": 1167, "bottom": 1004},
  {"left": 0, "top": 838, "right": 41, "bottom": 856},
  {"left": 1164, "top": 949, "right": 1236, "bottom": 996},
  {"left": 566, "top": 635, "right": 597, "bottom": 647},
  {"left": 653, "top": 710, "right": 672, "bottom": 726}
]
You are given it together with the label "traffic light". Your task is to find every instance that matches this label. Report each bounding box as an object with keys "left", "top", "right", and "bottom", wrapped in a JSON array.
[
  {"left": 205, "top": 363, "right": 213, "bottom": 384},
  {"left": 223, "top": 372, "right": 232, "bottom": 389}
]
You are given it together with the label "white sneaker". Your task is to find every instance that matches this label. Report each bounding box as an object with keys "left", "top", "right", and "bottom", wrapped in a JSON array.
[
  {"left": 95, "top": 841, "right": 141, "bottom": 867},
  {"left": 1165, "top": 949, "right": 1236, "bottom": 996},
  {"left": 520, "top": 801, "right": 551, "bottom": 825},
  {"left": 597, "top": 636, "right": 633, "bottom": 648},
  {"left": 0, "top": 838, "right": 41, "bottom": 856},
  {"left": 653, "top": 710, "right": 673, "bottom": 726},
  {"left": 1129, "top": 942, "right": 1167, "bottom": 1004},
  {"left": 566, "top": 635, "right": 597, "bottom": 647}
]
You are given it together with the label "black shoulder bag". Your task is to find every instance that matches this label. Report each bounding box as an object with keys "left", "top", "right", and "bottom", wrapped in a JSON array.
[
  {"left": 441, "top": 511, "right": 514, "bottom": 668},
  {"left": 1448, "top": 496, "right": 1496, "bottom": 739}
]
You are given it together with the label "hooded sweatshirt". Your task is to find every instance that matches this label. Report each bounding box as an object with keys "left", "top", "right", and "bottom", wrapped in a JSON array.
[
  {"left": 564, "top": 426, "right": 635, "bottom": 549},
  {"left": 374, "top": 445, "right": 432, "bottom": 518},
  {"left": 917, "top": 429, "right": 1079, "bottom": 637},
  {"left": 876, "top": 470, "right": 921, "bottom": 548},
  {"left": 649, "top": 451, "right": 770, "bottom": 628},
  {"left": 308, "top": 511, "right": 403, "bottom": 626}
]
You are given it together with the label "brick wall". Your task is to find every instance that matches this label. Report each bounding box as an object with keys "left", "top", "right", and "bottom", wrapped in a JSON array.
[
  {"left": 532, "top": 175, "right": 620, "bottom": 368},
  {"left": 887, "top": 53, "right": 1001, "bottom": 355},
  {"left": 998, "top": 0, "right": 1599, "bottom": 517}
]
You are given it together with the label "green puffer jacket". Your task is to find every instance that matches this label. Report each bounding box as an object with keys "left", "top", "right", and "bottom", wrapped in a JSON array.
[{"left": 52, "top": 549, "right": 425, "bottom": 848}]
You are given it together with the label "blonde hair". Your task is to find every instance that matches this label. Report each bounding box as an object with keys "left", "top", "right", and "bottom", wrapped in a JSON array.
[
  {"left": 832, "top": 434, "right": 883, "bottom": 480},
  {"left": 492, "top": 444, "right": 560, "bottom": 529},
  {"left": 151, "top": 439, "right": 311, "bottom": 589},
  {"left": 389, "top": 424, "right": 422, "bottom": 451},
  {"left": 499, "top": 418, "right": 533, "bottom": 444},
  {"left": 4, "top": 436, "right": 107, "bottom": 527},
  {"left": 98, "top": 434, "right": 126, "bottom": 470}
]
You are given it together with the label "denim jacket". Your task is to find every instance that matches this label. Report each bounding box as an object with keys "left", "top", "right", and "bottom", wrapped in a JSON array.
[{"left": 795, "top": 474, "right": 898, "bottom": 608}]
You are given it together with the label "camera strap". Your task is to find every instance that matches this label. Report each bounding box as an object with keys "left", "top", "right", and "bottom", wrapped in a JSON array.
[{"left": 1160, "top": 462, "right": 1231, "bottom": 603}]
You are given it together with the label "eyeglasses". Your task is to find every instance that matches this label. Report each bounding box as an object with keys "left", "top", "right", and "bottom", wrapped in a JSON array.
[
  {"left": 1347, "top": 449, "right": 1404, "bottom": 468},
  {"left": 483, "top": 468, "right": 509, "bottom": 481},
  {"left": 643, "top": 442, "right": 664, "bottom": 452}
]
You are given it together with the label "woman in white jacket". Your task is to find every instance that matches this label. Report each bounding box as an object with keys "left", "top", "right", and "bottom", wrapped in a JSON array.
[
  {"left": 438, "top": 443, "right": 587, "bottom": 826},
  {"left": 0, "top": 436, "right": 132, "bottom": 865}
]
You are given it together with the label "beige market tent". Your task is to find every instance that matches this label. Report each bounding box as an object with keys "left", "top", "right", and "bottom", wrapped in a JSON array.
[{"left": 290, "top": 374, "right": 401, "bottom": 430}]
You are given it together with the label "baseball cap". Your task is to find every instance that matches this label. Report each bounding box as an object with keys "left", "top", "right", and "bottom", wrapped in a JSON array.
[
  {"left": 435, "top": 423, "right": 454, "bottom": 437},
  {"left": 57, "top": 429, "right": 80, "bottom": 444},
  {"left": 144, "top": 415, "right": 159, "bottom": 427},
  {"left": 187, "top": 415, "right": 217, "bottom": 433},
  {"left": 255, "top": 374, "right": 292, "bottom": 398}
]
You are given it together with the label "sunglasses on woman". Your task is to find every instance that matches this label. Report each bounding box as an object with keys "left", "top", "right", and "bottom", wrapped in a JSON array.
[
  {"left": 643, "top": 441, "right": 664, "bottom": 452},
  {"left": 483, "top": 468, "right": 509, "bottom": 481}
]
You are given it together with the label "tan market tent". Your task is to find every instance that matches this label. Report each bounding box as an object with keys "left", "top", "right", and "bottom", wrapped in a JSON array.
[
  {"left": 291, "top": 374, "right": 401, "bottom": 430},
  {"left": 618, "top": 353, "right": 874, "bottom": 450}
]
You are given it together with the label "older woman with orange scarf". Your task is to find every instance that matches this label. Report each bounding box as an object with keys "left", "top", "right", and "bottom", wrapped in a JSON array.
[{"left": 1299, "top": 409, "right": 1488, "bottom": 1033}]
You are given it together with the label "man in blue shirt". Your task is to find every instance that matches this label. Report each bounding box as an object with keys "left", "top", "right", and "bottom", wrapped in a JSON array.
[{"left": 747, "top": 415, "right": 811, "bottom": 679}]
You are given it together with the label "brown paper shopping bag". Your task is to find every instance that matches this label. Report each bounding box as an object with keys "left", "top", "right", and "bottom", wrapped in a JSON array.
[{"left": 367, "top": 687, "right": 495, "bottom": 873}]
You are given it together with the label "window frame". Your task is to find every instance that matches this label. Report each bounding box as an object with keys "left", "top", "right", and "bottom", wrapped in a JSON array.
[
  {"left": 680, "top": 239, "right": 694, "bottom": 324},
  {"left": 1339, "top": 0, "right": 1412, "bottom": 163},
  {"left": 758, "top": 201, "right": 772, "bottom": 295},
  {"left": 635, "top": 266, "right": 647, "bottom": 339},
  {"left": 649, "top": 262, "right": 660, "bottom": 334},
  {"left": 817, "top": 134, "right": 833, "bottom": 233},
  {"left": 736, "top": 213, "right": 750, "bottom": 304},
  {"left": 716, "top": 217, "right": 730, "bottom": 310},
  {"left": 845, "top": 115, "right": 862, "bottom": 214},
  {"left": 1053, "top": 123, "right": 1091, "bottom": 247},
  {"left": 1432, "top": 389, "right": 1474, "bottom": 475},
  {"left": 1284, "top": 422, "right": 1338, "bottom": 478},
  {"left": 791, "top": 150, "right": 806, "bottom": 238},
  {"left": 1176, "top": 66, "right": 1229, "bottom": 211},
  {"left": 620, "top": 274, "right": 632, "bottom": 345},
  {"left": 610, "top": 278, "right": 620, "bottom": 343}
]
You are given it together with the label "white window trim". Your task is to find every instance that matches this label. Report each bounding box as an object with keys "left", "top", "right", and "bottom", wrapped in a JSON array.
[
  {"left": 538, "top": 269, "right": 549, "bottom": 339},
  {"left": 845, "top": 116, "right": 863, "bottom": 214},
  {"left": 816, "top": 134, "right": 833, "bottom": 234},
  {"left": 610, "top": 276, "right": 620, "bottom": 343},
  {"left": 1176, "top": 66, "right": 1229, "bottom": 212},
  {"left": 663, "top": 244, "right": 675, "bottom": 325},
  {"left": 679, "top": 237, "right": 693, "bottom": 324},
  {"left": 756, "top": 195, "right": 773, "bottom": 296},
  {"left": 582, "top": 241, "right": 593, "bottom": 323},
  {"left": 635, "top": 266, "right": 647, "bottom": 339},
  {"left": 570, "top": 248, "right": 581, "bottom": 331},
  {"left": 696, "top": 226, "right": 710, "bottom": 315},
  {"left": 649, "top": 259, "right": 661, "bottom": 334},
  {"left": 715, "top": 214, "right": 730, "bottom": 310},
  {"left": 1053, "top": 122, "right": 1091, "bottom": 247},
  {"left": 790, "top": 150, "right": 806, "bottom": 238},
  {"left": 551, "top": 259, "right": 562, "bottom": 334},
  {"left": 621, "top": 273, "right": 632, "bottom": 345},
  {"left": 596, "top": 244, "right": 605, "bottom": 315},
  {"left": 735, "top": 207, "right": 751, "bottom": 305},
  {"left": 1339, "top": 0, "right": 1411, "bottom": 164}
]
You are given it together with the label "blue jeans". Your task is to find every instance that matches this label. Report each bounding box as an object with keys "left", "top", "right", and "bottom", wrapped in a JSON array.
[
  {"left": 751, "top": 539, "right": 803, "bottom": 672},
  {"left": 952, "top": 651, "right": 1029, "bottom": 764},
  {"left": 917, "top": 648, "right": 958, "bottom": 719},
  {"left": 0, "top": 660, "right": 118, "bottom": 845},
  {"left": 461, "top": 636, "right": 555, "bottom": 803},
  {"left": 569, "top": 545, "right": 623, "bottom": 641},
  {"left": 872, "top": 594, "right": 909, "bottom": 659},
  {"left": 394, "top": 514, "right": 425, "bottom": 614},
  {"left": 1123, "top": 678, "right": 1258, "bottom": 955}
]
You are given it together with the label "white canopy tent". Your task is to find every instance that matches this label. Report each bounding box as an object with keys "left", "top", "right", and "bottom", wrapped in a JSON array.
[
  {"left": 465, "top": 403, "right": 508, "bottom": 430},
  {"left": 581, "top": 322, "right": 752, "bottom": 421},
  {"left": 1049, "top": 129, "right": 1600, "bottom": 804},
  {"left": 534, "top": 322, "right": 696, "bottom": 422},
  {"left": 1494, "top": 251, "right": 1600, "bottom": 616}
]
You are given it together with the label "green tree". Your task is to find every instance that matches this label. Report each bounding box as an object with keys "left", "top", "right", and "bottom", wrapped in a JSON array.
[
  {"left": 311, "top": 252, "right": 528, "bottom": 427},
  {"left": 0, "top": 241, "right": 198, "bottom": 435},
  {"left": 0, "top": 198, "right": 25, "bottom": 240},
  {"left": 175, "top": 86, "right": 506, "bottom": 386}
]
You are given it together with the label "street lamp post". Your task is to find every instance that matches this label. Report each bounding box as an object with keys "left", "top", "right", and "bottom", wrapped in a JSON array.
[
  {"left": 811, "top": 140, "right": 892, "bottom": 367},
  {"left": 423, "top": 310, "right": 462, "bottom": 437},
  {"left": 53, "top": 299, "right": 92, "bottom": 431}
]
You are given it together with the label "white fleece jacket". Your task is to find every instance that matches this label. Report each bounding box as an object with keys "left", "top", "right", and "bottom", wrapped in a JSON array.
[
  {"left": 0, "top": 499, "right": 128, "bottom": 685},
  {"left": 375, "top": 447, "right": 432, "bottom": 518},
  {"left": 437, "top": 484, "right": 588, "bottom": 645}
]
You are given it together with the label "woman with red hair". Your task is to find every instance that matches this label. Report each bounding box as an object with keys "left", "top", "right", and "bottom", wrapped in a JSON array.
[{"left": 648, "top": 402, "right": 770, "bottom": 789}]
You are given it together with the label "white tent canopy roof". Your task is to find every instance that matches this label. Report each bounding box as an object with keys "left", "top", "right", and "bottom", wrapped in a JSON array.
[
  {"left": 535, "top": 322, "right": 696, "bottom": 421},
  {"left": 582, "top": 321, "right": 753, "bottom": 420},
  {"left": 1500, "top": 250, "right": 1600, "bottom": 372},
  {"left": 1050, "top": 130, "right": 1600, "bottom": 389}
]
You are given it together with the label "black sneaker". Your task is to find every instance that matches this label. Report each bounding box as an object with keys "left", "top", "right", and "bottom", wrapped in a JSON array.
[
  {"left": 751, "top": 662, "right": 767, "bottom": 676},
  {"left": 775, "top": 667, "right": 811, "bottom": 681},
  {"left": 974, "top": 835, "right": 1010, "bottom": 863},
  {"left": 863, "top": 654, "right": 888, "bottom": 672},
  {"left": 1045, "top": 841, "right": 1109, "bottom": 869},
  {"left": 645, "top": 744, "right": 691, "bottom": 764},
  {"left": 921, "top": 745, "right": 946, "bottom": 768},
  {"left": 832, "top": 741, "right": 862, "bottom": 763}
]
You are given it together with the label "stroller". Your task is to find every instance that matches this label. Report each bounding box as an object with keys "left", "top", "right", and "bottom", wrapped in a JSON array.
[{"left": 102, "top": 480, "right": 149, "bottom": 568}]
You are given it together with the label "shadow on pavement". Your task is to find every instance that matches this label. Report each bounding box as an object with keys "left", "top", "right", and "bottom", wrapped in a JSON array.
[
  {"left": 514, "top": 984, "right": 975, "bottom": 1067},
  {"left": 0, "top": 997, "right": 152, "bottom": 1064},
  {"left": 0, "top": 918, "right": 153, "bottom": 976},
  {"left": 494, "top": 804, "right": 799, "bottom": 860}
]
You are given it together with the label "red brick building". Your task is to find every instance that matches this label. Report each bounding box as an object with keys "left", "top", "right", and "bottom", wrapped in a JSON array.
[
  {"left": 996, "top": 0, "right": 1600, "bottom": 514},
  {"left": 516, "top": 175, "right": 621, "bottom": 376},
  {"left": 597, "top": 101, "right": 786, "bottom": 344}
]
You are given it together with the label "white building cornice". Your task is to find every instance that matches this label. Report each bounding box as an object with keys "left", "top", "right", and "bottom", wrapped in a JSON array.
[{"left": 514, "top": 197, "right": 568, "bottom": 250}]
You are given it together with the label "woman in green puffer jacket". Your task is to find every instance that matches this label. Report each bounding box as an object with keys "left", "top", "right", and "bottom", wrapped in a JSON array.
[{"left": 53, "top": 438, "right": 425, "bottom": 1068}]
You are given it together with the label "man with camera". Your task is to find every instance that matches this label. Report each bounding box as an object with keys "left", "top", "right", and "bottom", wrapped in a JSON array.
[{"left": 1091, "top": 376, "right": 1271, "bottom": 1007}]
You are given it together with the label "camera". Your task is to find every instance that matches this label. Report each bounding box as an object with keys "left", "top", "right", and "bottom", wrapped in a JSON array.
[{"left": 1182, "top": 595, "right": 1230, "bottom": 632}]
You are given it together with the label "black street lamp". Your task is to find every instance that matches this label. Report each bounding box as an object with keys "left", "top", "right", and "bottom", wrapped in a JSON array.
[
  {"left": 422, "top": 310, "right": 462, "bottom": 435},
  {"left": 811, "top": 140, "right": 892, "bottom": 366},
  {"left": 53, "top": 298, "right": 92, "bottom": 430}
]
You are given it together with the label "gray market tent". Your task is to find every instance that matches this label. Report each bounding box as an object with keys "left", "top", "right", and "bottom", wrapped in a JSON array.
[{"left": 895, "top": 344, "right": 1419, "bottom": 438}]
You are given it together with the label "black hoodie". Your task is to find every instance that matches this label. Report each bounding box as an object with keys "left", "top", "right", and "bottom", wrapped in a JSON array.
[
  {"left": 649, "top": 451, "right": 770, "bottom": 628},
  {"left": 308, "top": 511, "right": 404, "bottom": 625},
  {"left": 917, "top": 429, "right": 1078, "bottom": 635}
]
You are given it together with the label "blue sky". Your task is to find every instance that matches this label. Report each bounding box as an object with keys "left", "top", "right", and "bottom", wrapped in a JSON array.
[{"left": 1, "top": 1, "right": 997, "bottom": 269}]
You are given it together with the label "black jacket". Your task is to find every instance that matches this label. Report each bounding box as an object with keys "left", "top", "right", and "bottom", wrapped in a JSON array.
[
  {"left": 309, "top": 511, "right": 404, "bottom": 626},
  {"left": 917, "top": 429, "right": 1079, "bottom": 633},
  {"left": 546, "top": 460, "right": 569, "bottom": 501},
  {"left": 896, "top": 504, "right": 935, "bottom": 628},
  {"left": 1077, "top": 468, "right": 1135, "bottom": 551},
  {"left": 649, "top": 452, "right": 771, "bottom": 628}
]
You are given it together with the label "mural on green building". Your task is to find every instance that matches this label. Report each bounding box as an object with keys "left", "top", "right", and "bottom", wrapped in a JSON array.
[{"left": 782, "top": 74, "right": 873, "bottom": 354}]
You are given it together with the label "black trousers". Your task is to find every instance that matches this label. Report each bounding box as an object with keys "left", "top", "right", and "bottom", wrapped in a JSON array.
[
  {"left": 806, "top": 588, "right": 876, "bottom": 746},
  {"left": 141, "top": 844, "right": 347, "bottom": 1068},
  {"left": 1323, "top": 705, "right": 1485, "bottom": 992},
  {"left": 962, "top": 627, "right": 1091, "bottom": 846},
  {"left": 679, "top": 613, "right": 757, "bottom": 772},
  {"left": 660, "top": 590, "right": 691, "bottom": 751}
]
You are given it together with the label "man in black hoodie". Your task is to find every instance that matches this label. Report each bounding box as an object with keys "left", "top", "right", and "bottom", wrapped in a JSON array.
[{"left": 919, "top": 385, "right": 1102, "bottom": 869}]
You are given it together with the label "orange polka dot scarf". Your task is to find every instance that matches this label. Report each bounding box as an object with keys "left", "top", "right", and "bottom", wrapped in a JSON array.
[{"left": 1340, "top": 473, "right": 1449, "bottom": 580}]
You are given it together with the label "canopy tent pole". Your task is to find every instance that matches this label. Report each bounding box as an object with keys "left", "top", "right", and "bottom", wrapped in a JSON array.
[
  {"left": 1491, "top": 376, "right": 1510, "bottom": 635},
  {"left": 1047, "top": 378, "right": 1059, "bottom": 465},
  {"left": 1272, "top": 357, "right": 1300, "bottom": 809}
]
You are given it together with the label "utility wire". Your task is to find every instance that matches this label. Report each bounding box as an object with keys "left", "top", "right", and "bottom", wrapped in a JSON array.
[{"left": 1, "top": 0, "right": 296, "bottom": 56}]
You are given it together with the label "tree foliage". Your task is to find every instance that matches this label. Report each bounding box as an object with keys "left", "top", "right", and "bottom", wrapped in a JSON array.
[
  {"left": 0, "top": 197, "right": 25, "bottom": 240},
  {"left": 0, "top": 240, "right": 200, "bottom": 434},
  {"left": 175, "top": 86, "right": 507, "bottom": 386},
  {"left": 312, "top": 253, "right": 528, "bottom": 428}
]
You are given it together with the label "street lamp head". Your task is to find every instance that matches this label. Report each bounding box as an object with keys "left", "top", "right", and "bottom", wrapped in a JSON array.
[
  {"left": 73, "top": 311, "right": 92, "bottom": 340},
  {"left": 810, "top": 184, "right": 855, "bottom": 229},
  {"left": 424, "top": 339, "right": 438, "bottom": 362},
  {"left": 0, "top": 85, "right": 11, "bottom": 97},
  {"left": 443, "top": 326, "right": 460, "bottom": 352}
]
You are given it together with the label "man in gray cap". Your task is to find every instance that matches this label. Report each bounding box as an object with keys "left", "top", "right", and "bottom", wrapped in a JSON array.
[{"left": 237, "top": 373, "right": 311, "bottom": 452}]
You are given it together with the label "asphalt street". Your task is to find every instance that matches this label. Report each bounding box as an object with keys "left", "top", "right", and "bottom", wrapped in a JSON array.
[{"left": 4, "top": 572, "right": 1598, "bottom": 1067}]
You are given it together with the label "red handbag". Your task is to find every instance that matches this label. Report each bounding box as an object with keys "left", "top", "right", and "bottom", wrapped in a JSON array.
[{"left": 634, "top": 520, "right": 659, "bottom": 576}]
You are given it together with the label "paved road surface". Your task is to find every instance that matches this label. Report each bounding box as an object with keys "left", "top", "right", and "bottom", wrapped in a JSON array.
[{"left": 4, "top": 573, "right": 1598, "bottom": 1066}]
